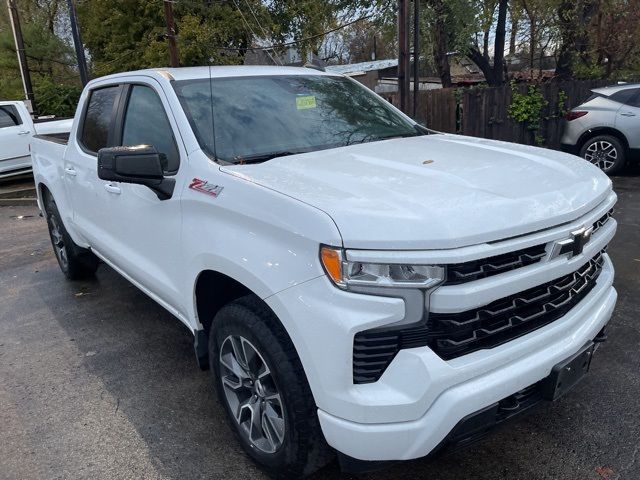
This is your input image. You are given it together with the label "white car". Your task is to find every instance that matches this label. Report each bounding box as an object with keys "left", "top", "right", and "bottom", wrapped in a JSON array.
[
  {"left": 31, "top": 66, "right": 617, "bottom": 478},
  {"left": 0, "top": 100, "right": 72, "bottom": 179},
  {"left": 561, "top": 83, "right": 640, "bottom": 174}
]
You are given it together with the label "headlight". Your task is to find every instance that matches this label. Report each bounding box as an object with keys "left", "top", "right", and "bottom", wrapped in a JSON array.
[{"left": 320, "top": 246, "right": 445, "bottom": 289}]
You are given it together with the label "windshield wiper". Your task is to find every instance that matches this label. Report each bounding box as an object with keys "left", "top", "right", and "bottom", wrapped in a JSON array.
[
  {"left": 414, "top": 124, "right": 435, "bottom": 135},
  {"left": 379, "top": 132, "right": 421, "bottom": 140},
  {"left": 232, "top": 150, "right": 303, "bottom": 165}
]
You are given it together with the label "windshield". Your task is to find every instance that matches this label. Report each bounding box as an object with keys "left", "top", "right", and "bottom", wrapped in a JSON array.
[{"left": 173, "top": 74, "right": 422, "bottom": 164}]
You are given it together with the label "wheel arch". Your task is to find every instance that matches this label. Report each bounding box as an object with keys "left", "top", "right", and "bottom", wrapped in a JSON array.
[
  {"left": 191, "top": 268, "right": 296, "bottom": 371},
  {"left": 194, "top": 269, "right": 254, "bottom": 335},
  {"left": 577, "top": 127, "right": 630, "bottom": 152},
  {"left": 36, "top": 181, "right": 52, "bottom": 210}
]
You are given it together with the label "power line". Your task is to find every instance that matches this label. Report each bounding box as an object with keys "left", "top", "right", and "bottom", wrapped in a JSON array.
[
  {"left": 231, "top": 0, "right": 279, "bottom": 65},
  {"left": 179, "top": 13, "right": 375, "bottom": 53},
  {"left": 242, "top": 0, "right": 282, "bottom": 65}
]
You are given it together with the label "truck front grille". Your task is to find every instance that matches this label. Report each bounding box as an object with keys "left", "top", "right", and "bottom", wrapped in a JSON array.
[
  {"left": 442, "top": 208, "right": 613, "bottom": 286},
  {"left": 444, "top": 244, "right": 547, "bottom": 285},
  {"left": 592, "top": 208, "right": 614, "bottom": 235},
  {"left": 428, "top": 250, "right": 605, "bottom": 360},
  {"left": 353, "top": 250, "right": 606, "bottom": 383}
]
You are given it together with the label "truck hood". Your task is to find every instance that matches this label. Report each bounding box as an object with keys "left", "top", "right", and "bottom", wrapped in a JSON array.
[{"left": 221, "top": 134, "right": 612, "bottom": 249}]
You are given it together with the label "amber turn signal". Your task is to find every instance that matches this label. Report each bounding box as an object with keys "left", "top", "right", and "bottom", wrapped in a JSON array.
[{"left": 320, "top": 246, "right": 344, "bottom": 287}]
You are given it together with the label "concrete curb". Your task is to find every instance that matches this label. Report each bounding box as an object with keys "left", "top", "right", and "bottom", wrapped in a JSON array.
[{"left": 0, "top": 198, "right": 38, "bottom": 207}]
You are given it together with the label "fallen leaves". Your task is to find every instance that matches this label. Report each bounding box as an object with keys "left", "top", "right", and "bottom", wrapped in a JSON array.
[{"left": 595, "top": 466, "right": 615, "bottom": 479}]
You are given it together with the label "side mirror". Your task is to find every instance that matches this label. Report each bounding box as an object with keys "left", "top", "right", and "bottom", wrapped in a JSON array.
[{"left": 97, "top": 145, "right": 175, "bottom": 200}]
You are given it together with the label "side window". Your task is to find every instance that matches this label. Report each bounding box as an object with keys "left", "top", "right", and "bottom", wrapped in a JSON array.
[
  {"left": 121, "top": 85, "right": 180, "bottom": 174},
  {"left": 610, "top": 88, "right": 639, "bottom": 106},
  {"left": 0, "top": 105, "right": 21, "bottom": 128},
  {"left": 627, "top": 91, "right": 640, "bottom": 108},
  {"left": 81, "top": 86, "right": 120, "bottom": 153}
]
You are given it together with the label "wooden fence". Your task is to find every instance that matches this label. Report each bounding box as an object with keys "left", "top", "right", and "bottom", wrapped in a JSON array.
[{"left": 384, "top": 79, "right": 611, "bottom": 150}]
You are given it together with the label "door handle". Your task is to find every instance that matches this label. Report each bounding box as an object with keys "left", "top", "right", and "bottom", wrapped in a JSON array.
[
  {"left": 17, "top": 130, "right": 31, "bottom": 135},
  {"left": 104, "top": 183, "right": 121, "bottom": 195},
  {"left": 620, "top": 112, "right": 636, "bottom": 117},
  {"left": 64, "top": 167, "right": 77, "bottom": 177}
]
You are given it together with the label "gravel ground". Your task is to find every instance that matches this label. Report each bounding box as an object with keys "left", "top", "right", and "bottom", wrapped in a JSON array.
[{"left": 1, "top": 169, "right": 639, "bottom": 480}]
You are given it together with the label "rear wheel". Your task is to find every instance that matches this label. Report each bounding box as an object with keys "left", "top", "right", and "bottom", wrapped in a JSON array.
[
  {"left": 44, "top": 193, "right": 99, "bottom": 280},
  {"left": 579, "top": 135, "right": 626, "bottom": 174},
  {"left": 209, "top": 295, "right": 334, "bottom": 478}
]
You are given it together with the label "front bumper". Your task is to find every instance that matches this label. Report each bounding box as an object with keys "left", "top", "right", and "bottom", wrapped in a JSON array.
[
  {"left": 318, "top": 273, "right": 616, "bottom": 461},
  {"left": 266, "top": 252, "right": 616, "bottom": 461}
]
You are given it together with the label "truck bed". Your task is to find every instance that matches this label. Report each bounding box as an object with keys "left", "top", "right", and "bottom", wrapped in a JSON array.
[{"left": 33, "top": 132, "right": 70, "bottom": 145}]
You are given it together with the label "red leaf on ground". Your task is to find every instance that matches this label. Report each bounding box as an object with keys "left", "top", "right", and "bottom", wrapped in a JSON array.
[{"left": 595, "top": 466, "right": 615, "bottom": 479}]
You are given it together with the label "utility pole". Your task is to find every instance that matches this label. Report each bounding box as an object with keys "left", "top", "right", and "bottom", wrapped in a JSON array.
[
  {"left": 397, "top": 0, "right": 410, "bottom": 114},
  {"left": 412, "top": 0, "right": 420, "bottom": 118},
  {"left": 163, "top": 0, "right": 180, "bottom": 68},
  {"left": 6, "top": 0, "right": 36, "bottom": 113},
  {"left": 66, "top": 0, "right": 89, "bottom": 86}
]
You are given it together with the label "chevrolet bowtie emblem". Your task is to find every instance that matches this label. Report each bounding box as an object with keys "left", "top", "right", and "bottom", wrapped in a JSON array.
[{"left": 550, "top": 226, "right": 594, "bottom": 260}]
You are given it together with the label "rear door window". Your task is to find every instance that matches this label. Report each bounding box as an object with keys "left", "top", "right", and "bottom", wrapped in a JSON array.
[
  {"left": 626, "top": 91, "right": 640, "bottom": 108},
  {"left": 0, "top": 105, "right": 22, "bottom": 128},
  {"left": 120, "top": 85, "right": 180, "bottom": 174},
  {"left": 80, "top": 86, "right": 120, "bottom": 153}
]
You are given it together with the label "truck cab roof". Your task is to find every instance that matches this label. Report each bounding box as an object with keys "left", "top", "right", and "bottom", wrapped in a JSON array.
[{"left": 91, "top": 65, "right": 335, "bottom": 85}]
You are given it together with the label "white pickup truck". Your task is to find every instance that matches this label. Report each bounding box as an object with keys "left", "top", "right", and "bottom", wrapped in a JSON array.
[
  {"left": 31, "top": 66, "right": 617, "bottom": 478},
  {"left": 0, "top": 100, "right": 72, "bottom": 179}
]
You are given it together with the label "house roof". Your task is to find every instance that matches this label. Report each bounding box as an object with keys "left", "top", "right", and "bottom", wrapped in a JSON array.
[{"left": 325, "top": 59, "right": 398, "bottom": 75}]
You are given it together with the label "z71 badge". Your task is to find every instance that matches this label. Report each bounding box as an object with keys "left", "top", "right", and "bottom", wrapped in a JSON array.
[{"left": 189, "top": 178, "right": 224, "bottom": 197}]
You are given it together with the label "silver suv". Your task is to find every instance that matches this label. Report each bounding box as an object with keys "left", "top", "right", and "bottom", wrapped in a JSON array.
[{"left": 561, "top": 83, "right": 640, "bottom": 174}]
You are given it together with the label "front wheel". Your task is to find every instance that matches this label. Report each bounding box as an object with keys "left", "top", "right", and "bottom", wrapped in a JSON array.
[
  {"left": 209, "top": 296, "right": 333, "bottom": 478},
  {"left": 579, "top": 135, "right": 626, "bottom": 174}
]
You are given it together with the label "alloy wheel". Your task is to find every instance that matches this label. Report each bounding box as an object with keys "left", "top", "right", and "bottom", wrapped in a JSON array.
[
  {"left": 48, "top": 214, "right": 68, "bottom": 269},
  {"left": 219, "top": 335, "right": 286, "bottom": 454},
  {"left": 584, "top": 140, "right": 618, "bottom": 171}
]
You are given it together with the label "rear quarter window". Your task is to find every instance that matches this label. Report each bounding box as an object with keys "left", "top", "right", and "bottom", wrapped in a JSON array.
[{"left": 609, "top": 88, "right": 639, "bottom": 106}]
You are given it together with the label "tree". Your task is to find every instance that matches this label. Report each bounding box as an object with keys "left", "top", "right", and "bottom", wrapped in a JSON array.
[
  {"left": 0, "top": 0, "right": 80, "bottom": 115},
  {"left": 428, "top": 0, "right": 453, "bottom": 87},
  {"left": 466, "top": 0, "right": 509, "bottom": 86},
  {"left": 554, "top": 0, "right": 640, "bottom": 80},
  {"left": 515, "top": 0, "right": 558, "bottom": 72},
  {"left": 342, "top": 19, "right": 391, "bottom": 63}
]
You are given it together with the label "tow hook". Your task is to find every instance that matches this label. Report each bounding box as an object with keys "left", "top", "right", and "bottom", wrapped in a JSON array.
[
  {"left": 593, "top": 326, "right": 608, "bottom": 352},
  {"left": 594, "top": 326, "right": 608, "bottom": 344}
]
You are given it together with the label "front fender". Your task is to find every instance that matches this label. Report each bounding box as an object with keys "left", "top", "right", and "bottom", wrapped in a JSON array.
[{"left": 181, "top": 163, "right": 342, "bottom": 329}]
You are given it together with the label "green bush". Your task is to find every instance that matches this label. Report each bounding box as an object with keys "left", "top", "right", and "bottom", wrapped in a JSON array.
[
  {"left": 508, "top": 82, "right": 548, "bottom": 146},
  {"left": 33, "top": 79, "right": 82, "bottom": 117}
]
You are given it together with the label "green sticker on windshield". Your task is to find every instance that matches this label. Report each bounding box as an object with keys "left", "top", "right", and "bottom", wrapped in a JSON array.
[{"left": 296, "top": 95, "right": 317, "bottom": 110}]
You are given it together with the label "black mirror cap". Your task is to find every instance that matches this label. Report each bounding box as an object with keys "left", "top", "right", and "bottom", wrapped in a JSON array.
[
  {"left": 97, "top": 145, "right": 175, "bottom": 201},
  {"left": 97, "top": 145, "right": 166, "bottom": 181}
]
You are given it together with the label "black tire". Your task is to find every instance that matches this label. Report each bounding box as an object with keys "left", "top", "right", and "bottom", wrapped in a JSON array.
[
  {"left": 43, "top": 192, "right": 99, "bottom": 280},
  {"left": 209, "top": 295, "right": 334, "bottom": 479},
  {"left": 579, "top": 134, "right": 626, "bottom": 175}
]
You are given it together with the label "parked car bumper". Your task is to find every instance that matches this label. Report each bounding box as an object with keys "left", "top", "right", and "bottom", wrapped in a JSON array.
[{"left": 560, "top": 142, "right": 579, "bottom": 155}]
